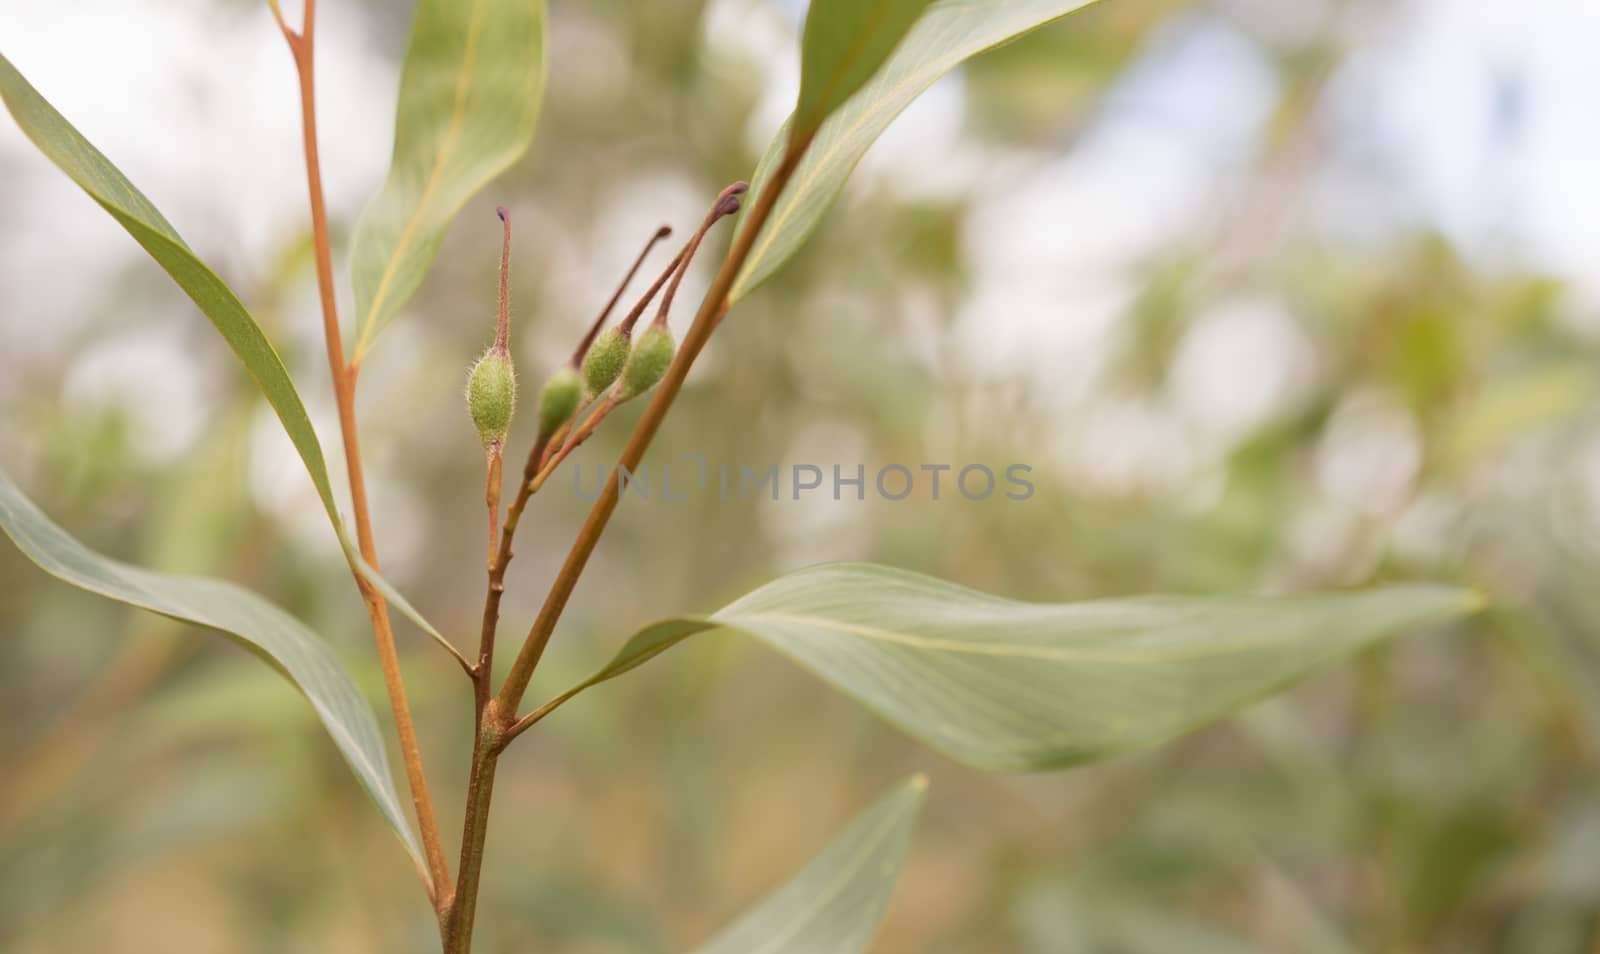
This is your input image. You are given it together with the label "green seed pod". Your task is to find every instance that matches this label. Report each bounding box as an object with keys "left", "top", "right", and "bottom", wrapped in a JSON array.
[
  {"left": 581, "top": 327, "right": 629, "bottom": 399},
  {"left": 618, "top": 326, "right": 676, "bottom": 402},
  {"left": 466, "top": 348, "right": 517, "bottom": 447},
  {"left": 537, "top": 366, "right": 582, "bottom": 438}
]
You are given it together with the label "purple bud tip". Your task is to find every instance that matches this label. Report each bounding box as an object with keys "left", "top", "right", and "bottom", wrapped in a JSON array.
[
  {"left": 496, "top": 205, "right": 510, "bottom": 223},
  {"left": 716, "top": 195, "right": 743, "bottom": 217}
]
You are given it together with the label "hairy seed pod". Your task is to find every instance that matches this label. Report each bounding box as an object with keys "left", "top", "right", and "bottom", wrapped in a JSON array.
[
  {"left": 467, "top": 347, "right": 517, "bottom": 447},
  {"left": 537, "top": 366, "right": 582, "bottom": 438},
  {"left": 618, "top": 326, "right": 676, "bottom": 402},
  {"left": 581, "top": 327, "right": 629, "bottom": 399}
]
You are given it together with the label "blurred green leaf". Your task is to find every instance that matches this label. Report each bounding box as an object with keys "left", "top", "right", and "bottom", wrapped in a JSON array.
[
  {"left": 793, "top": 0, "right": 934, "bottom": 139},
  {"left": 350, "top": 0, "right": 547, "bottom": 360},
  {"left": 0, "top": 51, "right": 453, "bottom": 657},
  {"left": 0, "top": 469, "right": 423, "bottom": 869},
  {"left": 733, "top": 0, "right": 1102, "bottom": 301},
  {"left": 554, "top": 564, "right": 1479, "bottom": 771},
  {"left": 689, "top": 775, "right": 925, "bottom": 954},
  {"left": 1441, "top": 362, "right": 1593, "bottom": 469}
]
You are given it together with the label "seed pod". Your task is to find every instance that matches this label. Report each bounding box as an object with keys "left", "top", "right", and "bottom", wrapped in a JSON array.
[
  {"left": 466, "top": 347, "right": 517, "bottom": 447},
  {"left": 537, "top": 366, "right": 582, "bottom": 438},
  {"left": 618, "top": 326, "right": 676, "bottom": 402},
  {"left": 581, "top": 327, "right": 629, "bottom": 399}
]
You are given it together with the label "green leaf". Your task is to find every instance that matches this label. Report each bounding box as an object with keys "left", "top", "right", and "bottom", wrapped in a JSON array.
[
  {"left": 0, "top": 51, "right": 454, "bottom": 659},
  {"left": 349, "top": 0, "right": 547, "bottom": 360},
  {"left": 0, "top": 469, "right": 423, "bottom": 868},
  {"left": 793, "top": 0, "right": 935, "bottom": 139},
  {"left": 733, "top": 0, "right": 1103, "bottom": 301},
  {"left": 553, "top": 564, "right": 1480, "bottom": 771},
  {"left": 0, "top": 51, "right": 340, "bottom": 528},
  {"left": 690, "top": 775, "right": 925, "bottom": 954}
]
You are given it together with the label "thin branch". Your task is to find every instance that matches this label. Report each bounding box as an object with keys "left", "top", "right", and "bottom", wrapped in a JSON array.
[
  {"left": 493, "top": 206, "right": 513, "bottom": 352},
  {"left": 572, "top": 225, "right": 673, "bottom": 366},
  {"left": 500, "top": 684, "right": 581, "bottom": 746},
  {"left": 526, "top": 190, "right": 748, "bottom": 490},
  {"left": 272, "top": 0, "right": 452, "bottom": 908},
  {"left": 481, "top": 207, "right": 514, "bottom": 575},
  {"left": 472, "top": 222, "right": 673, "bottom": 693},
  {"left": 484, "top": 450, "right": 503, "bottom": 571},
  {"left": 266, "top": 0, "right": 295, "bottom": 39},
  {"left": 534, "top": 413, "right": 576, "bottom": 472},
  {"left": 528, "top": 395, "right": 616, "bottom": 493},
  {"left": 446, "top": 167, "right": 790, "bottom": 949},
  {"left": 494, "top": 171, "right": 774, "bottom": 711}
]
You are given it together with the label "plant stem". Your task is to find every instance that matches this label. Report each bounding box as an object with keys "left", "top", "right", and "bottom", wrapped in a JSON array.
[
  {"left": 453, "top": 426, "right": 546, "bottom": 949},
  {"left": 442, "top": 143, "right": 810, "bottom": 950},
  {"left": 442, "top": 698, "right": 509, "bottom": 953},
  {"left": 450, "top": 672, "right": 500, "bottom": 951},
  {"left": 496, "top": 159, "right": 799, "bottom": 711},
  {"left": 484, "top": 449, "right": 503, "bottom": 570},
  {"left": 529, "top": 396, "right": 616, "bottom": 492},
  {"left": 271, "top": 0, "right": 452, "bottom": 909}
]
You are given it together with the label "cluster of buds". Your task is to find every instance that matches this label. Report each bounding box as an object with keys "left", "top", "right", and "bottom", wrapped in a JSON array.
[{"left": 466, "top": 182, "right": 748, "bottom": 473}]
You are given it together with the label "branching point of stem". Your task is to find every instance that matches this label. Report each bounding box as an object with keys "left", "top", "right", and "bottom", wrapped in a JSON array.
[{"left": 496, "top": 161, "right": 805, "bottom": 715}]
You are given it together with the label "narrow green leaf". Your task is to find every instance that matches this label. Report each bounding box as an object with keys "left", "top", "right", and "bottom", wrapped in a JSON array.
[
  {"left": 0, "top": 51, "right": 339, "bottom": 527},
  {"left": 733, "top": 0, "right": 1103, "bottom": 301},
  {"left": 554, "top": 564, "right": 1480, "bottom": 772},
  {"left": 0, "top": 51, "right": 456, "bottom": 659},
  {"left": 690, "top": 775, "right": 926, "bottom": 954},
  {"left": 793, "top": 0, "right": 935, "bottom": 139},
  {"left": 0, "top": 469, "right": 423, "bottom": 868},
  {"left": 343, "top": 543, "right": 465, "bottom": 667},
  {"left": 349, "top": 0, "right": 547, "bottom": 360}
]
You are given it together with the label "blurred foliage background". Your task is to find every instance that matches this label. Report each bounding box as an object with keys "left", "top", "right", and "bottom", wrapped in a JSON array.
[{"left": 3, "top": 0, "right": 1600, "bottom": 951}]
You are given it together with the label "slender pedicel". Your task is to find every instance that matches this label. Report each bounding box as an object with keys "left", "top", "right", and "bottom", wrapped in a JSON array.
[
  {"left": 616, "top": 182, "right": 746, "bottom": 403},
  {"left": 652, "top": 181, "right": 747, "bottom": 330},
  {"left": 570, "top": 225, "right": 673, "bottom": 368},
  {"left": 469, "top": 209, "right": 518, "bottom": 569},
  {"left": 466, "top": 209, "right": 518, "bottom": 450}
]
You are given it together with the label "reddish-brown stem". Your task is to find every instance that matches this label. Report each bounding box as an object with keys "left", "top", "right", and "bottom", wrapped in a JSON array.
[
  {"left": 653, "top": 186, "right": 746, "bottom": 329},
  {"left": 500, "top": 690, "right": 566, "bottom": 744},
  {"left": 535, "top": 416, "right": 574, "bottom": 471},
  {"left": 524, "top": 188, "right": 745, "bottom": 495},
  {"left": 271, "top": 0, "right": 452, "bottom": 910},
  {"left": 496, "top": 170, "right": 785, "bottom": 712},
  {"left": 572, "top": 226, "right": 673, "bottom": 366},
  {"left": 529, "top": 396, "right": 616, "bottom": 493},
  {"left": 442, "top": 165, "right": 798, "bottom": 952},
  {"left": 494, "top": 207, "right": 512, "bottom": 352},
  {"left": 484, "top": 449, "right": 502, "bottom": 571},
  {"left": 617, "top": 247, "right": 687, "bottom": 337},
  {"left": 442, "top": 700, "right": 506, "bottom": 953}
]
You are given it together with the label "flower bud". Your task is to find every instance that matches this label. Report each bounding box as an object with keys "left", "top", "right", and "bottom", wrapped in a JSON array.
[
  {"left": 581, "top": 327, "right": 629, "bottom": 399},
  {"left": 466, "top": 347, "right": 517, "bottom": 447},
  {"left": 537, "top": 366, "right": 582, "bottom": 438},
  {"left": 618, "top": 326, "right": 676, "bottom": 402}
]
